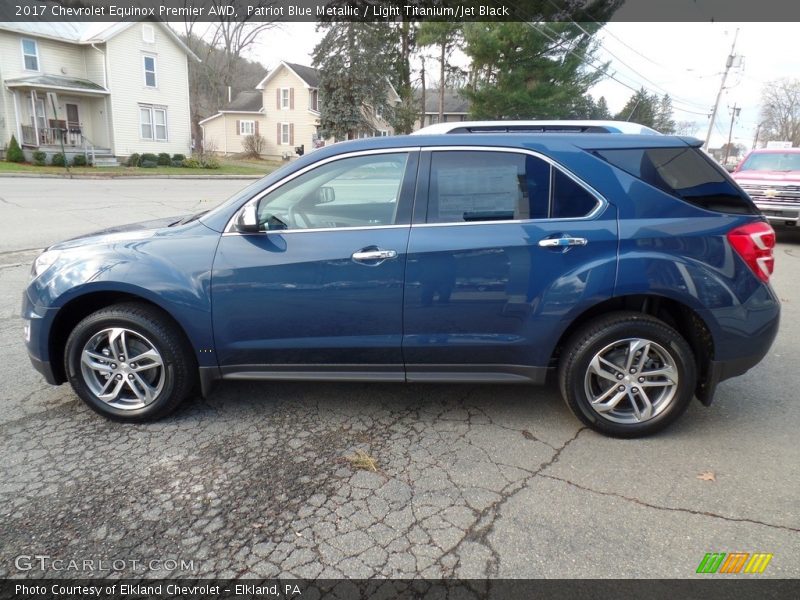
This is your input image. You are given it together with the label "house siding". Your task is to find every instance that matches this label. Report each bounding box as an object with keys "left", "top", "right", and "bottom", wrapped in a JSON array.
[
  {"left": 261, "top": 65, "right": 319, "bottom": 159},
  {"left": 104, "top": 23, "right": 192, "bottom": 157},
  {"left": 201, "top": 112, "right": 265, "bottom": 155}
]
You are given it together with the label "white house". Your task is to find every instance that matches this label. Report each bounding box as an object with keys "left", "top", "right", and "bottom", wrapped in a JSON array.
[
  {"left": 199, "top": 90, "right": 265, "bottom": 155},
  {"left": 0, "top": 21, "right": 199, "bottom": 164}
]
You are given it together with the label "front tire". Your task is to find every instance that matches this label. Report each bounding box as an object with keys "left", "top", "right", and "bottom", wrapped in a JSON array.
[
  {"left": 64, "top": 303, "right": 195, "bottom": 421},
  {"left": 558, "top": 312, "right": 697, "bottom": 438}
]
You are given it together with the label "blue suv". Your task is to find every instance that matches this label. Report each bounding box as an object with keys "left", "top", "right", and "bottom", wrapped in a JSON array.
[{"left": 22, "top": 126, "right": 780, "bottom": 437}]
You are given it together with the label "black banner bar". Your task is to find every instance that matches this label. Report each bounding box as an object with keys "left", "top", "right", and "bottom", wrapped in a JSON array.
[
  {"left": 1, "top": 0, "right": 800, "bottom": 22},
  {"left": 2, "top": 579, "right": 800, "bottom": 600}
]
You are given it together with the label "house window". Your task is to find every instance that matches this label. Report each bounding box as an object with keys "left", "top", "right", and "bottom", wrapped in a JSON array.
[
  {"left": 239, "top": 120, "right": 255, "bottom": 136},
  {"left": 280, "top": 123, "right": 291, "bottom": 145},
  {"left": 309, "top": 89, "right": 319, "bottom": 112},
  {"left": 378, "top": 130, "right": 389, "bottom": 137},
  {"left": 140, "top": 105, "right": 168, "bottom": 141},
  {"left": 143, "top": 55, "right": 157, "bottom": 88},
  {"left": 21, "top": 38, "right": 39, "bottom": 71},
  {"left": 142, "top": 24, "right": 155, "bottom": 44},
  {"left": 280, "top": 88, "right": 290, "bottom": 109}
]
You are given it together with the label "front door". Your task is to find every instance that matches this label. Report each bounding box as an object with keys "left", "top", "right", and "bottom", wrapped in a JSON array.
[
  {"left": 65, "top": 103, "right": 80, "bottom": 130},
  {"left": 403, "top": 149, "right": 618, "bottom": 381},
  {"left": 212, "top": 150, "right": 418, "bottom": 378}
]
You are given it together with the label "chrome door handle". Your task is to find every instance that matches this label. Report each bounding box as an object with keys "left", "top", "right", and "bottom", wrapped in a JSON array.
[
  {"left": 538, "top": 237, "right": 588, "bottom": 248},
  {"left": 352, "top": 249, "right": 398, "bottom": 262}
]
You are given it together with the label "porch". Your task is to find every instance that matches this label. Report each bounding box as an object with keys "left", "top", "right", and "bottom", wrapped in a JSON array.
[{"left": 5, "top": 74, "right": 112, "bottom": 156}]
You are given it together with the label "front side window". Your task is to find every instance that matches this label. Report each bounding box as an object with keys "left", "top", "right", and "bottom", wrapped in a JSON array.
[
  {"left": 256, "top": 152, "right": 409, "bottom": 231},
  {"left": 427, "top": 151, "right": 550, "bottom": 223},
  {"left": 595, "top": 146, "right": 757, "bottom": 214},
  {"left": 22, "top": 38, "right": 39, "bottom": 71},
  {"left": 143, "top": 55, "right": 157, "bottom": 88}
]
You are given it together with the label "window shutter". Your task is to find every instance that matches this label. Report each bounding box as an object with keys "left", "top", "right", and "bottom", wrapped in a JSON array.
[
  {"left": 254, "top": 121, "right": 259, "bottom": 136},
  {"left": 290, "top": 123, "right": 294, "bottom": 146},
  {"left": 277, "top": 122, "right": 281, "bottom": 144},
  {"left": 236, "top": 120, "right": 240, "bottom": 135},
  {"left": 290, "top": 88, "right": 294, "bottom": 110},
  {"left": 276, "top": 89, "right": 280, "bottom": 109}
]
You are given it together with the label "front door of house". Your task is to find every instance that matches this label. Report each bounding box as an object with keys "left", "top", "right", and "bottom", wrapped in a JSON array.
[{"left": 65, "top": 103, "right": 80, "bottom": 130}]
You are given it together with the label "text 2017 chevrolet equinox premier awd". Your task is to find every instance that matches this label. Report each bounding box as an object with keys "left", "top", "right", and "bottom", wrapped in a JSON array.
[{"left": 23, "top": 123, "right": 780, "bottom": 437}]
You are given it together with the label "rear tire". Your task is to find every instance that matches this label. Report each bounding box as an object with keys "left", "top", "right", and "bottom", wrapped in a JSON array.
[
  {"left": 558, "top": 311, "right": 696, "bottom": 438},
  {"left": 64, "top": 303, "right": 195, "bottom": 421}
]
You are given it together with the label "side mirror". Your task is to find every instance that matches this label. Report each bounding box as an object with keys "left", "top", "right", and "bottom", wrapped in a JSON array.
[{"left": 235, "top": 203, "right": 260, "bottom": 233}]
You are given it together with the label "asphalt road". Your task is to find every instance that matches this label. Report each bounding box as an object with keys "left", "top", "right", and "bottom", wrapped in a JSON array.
[{"left": 0, "top": 178, "right": 798, "bottom": 579}]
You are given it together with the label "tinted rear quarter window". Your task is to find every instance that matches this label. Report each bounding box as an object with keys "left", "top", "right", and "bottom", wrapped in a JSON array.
[{"left": 595, "top": 146, "right": 757, "bottom": 214}]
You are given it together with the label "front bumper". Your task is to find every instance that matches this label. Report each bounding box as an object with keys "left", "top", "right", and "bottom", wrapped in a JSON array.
[
  {"left": 754, "top": 201, "right": 800, "bottom": 225},
  {"left": 22, "top": 289, "right": 62, "bottom": 386}
]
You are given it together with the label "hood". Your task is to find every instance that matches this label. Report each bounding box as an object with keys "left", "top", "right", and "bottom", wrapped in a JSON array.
[
  {"left": 732, "top": 170, "right": 800, "bottom": 183},
  {"left": 49, "top": 214, "right": 188, "bottom": 251}
]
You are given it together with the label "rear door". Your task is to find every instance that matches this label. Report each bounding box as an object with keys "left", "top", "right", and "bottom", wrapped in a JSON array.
[{"left": 402, "top": 148, "right": 618, "bottom": 381}]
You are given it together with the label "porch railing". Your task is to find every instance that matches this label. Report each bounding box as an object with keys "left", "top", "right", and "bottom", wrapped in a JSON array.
[{"left": 20, "top": 125, "right": 83, "bottom": 147}]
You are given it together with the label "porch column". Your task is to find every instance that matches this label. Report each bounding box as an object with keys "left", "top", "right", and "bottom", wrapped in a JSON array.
[
  {"left": 11, "top": 89, "right": 22, "bottom": 142},
  {"left": 29, "top": 90, "right": 38, "bottom": 142}
]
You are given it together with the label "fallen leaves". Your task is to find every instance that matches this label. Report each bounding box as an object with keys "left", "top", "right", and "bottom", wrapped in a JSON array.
[
  {"left": 344, "top": 449, "right": 378, "bottom": 472},
  {"left": 696, "top": 471, "right": 716, "bottom": 482}
]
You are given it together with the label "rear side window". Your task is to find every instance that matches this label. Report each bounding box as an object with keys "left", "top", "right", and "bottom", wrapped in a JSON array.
[
  {"left": 427, "top": 151, "right": 549, "bottom": 223},
  {"left": 594, "top": 146, "right": 757, "bottom": 214},
  {"left": 426, "top": 151, "right": 600, "bottom": 223}
]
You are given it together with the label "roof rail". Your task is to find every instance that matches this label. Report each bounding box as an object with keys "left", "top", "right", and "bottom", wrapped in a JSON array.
[{"left": 411, "top": 120, "right": 661, "bottom": 136}]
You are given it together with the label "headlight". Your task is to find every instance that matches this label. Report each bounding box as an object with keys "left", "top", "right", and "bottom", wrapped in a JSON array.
[{"left": 31, "top": 250, "right": 60, "bottom": 280}]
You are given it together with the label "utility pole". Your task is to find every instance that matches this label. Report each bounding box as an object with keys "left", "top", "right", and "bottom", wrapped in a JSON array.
[
  {"left": 752, "top": 122, "right": 762, "bottom": 150},
  {"left": 704, "top": 28, "right": 740, "bottom": 152},
  {"left": 723, "top": 103, "right": 741, "bottom": 164}
]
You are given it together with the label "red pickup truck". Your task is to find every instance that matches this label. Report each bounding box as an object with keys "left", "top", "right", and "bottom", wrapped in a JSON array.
[{"left": 731, "top": 148, "right": 800, "bottom": 226}]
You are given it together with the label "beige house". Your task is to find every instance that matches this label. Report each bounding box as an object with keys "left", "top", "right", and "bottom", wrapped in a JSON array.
[
  {"left": 0, "top": 21, "right": 198, "bottom": 165},
  {"left": 198, "top": 90, "right": 265, "bottom": 155},
  {"left": 201, "top": 61, "right": 399, "bottom": 160}
]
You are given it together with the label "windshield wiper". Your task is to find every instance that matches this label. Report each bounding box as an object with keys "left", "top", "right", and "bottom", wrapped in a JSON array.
[{"left": 170, "top": 210, "right": 209, "bottom": 226}]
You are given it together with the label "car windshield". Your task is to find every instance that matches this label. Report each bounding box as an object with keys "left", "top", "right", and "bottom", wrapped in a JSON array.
[{"left": 739, "top": 152, "right": 800, "bottom": 172}]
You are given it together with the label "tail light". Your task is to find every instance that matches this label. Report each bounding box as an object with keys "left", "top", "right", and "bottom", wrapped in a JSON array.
[{"left": 726, "top": 221, "right": 776, "bottom": 282}]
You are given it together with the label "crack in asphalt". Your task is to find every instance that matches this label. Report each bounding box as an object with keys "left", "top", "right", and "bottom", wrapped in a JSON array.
[{"left": 538, "top": 473, "right": 800, "bottom": 534}]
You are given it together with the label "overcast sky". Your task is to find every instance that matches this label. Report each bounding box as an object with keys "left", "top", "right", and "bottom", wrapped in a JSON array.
[{"left": 245, "top": 21, "right": 798, "bottom": 149}]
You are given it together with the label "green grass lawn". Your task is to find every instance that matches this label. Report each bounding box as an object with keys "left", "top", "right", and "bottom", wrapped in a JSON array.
[{"left": 0, "top": 158, "right": 280, "bottom": 177}]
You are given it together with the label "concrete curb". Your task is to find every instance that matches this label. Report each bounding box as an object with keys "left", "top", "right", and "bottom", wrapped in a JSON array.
[{"left": 0, "top": 173, "right": 263, "bottom": 180}]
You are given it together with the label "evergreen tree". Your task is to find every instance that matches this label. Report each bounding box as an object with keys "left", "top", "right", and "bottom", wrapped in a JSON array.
[
  {"left": 654, "top": 94, "right": 677, "bottom": 133},
  {"left": 312, "top": 22, "right": 395, "bottom": 139},
  {"left": 461, "top": 21, "right": 609, "bottom": 120},
  {"left": 6, "top": 134, "right": 24, "bottom": 163},
  {"left": 615, "top": 88, "right": 659, "bottom": 127},
  {"left": 593, "top": 96, "right": 612, "bottom": 119}
]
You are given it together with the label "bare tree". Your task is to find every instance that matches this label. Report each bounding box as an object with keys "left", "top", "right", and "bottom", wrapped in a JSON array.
[{"left": 759, "top": 78, "right": 800, "bottom": 145}]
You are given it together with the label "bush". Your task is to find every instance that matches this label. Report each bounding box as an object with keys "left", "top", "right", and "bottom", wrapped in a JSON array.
[
  {"left": 171, "top": 159, "right": 184, "bottom": 168},
  {"left": 157, "top": 152, "right": 171, "bottom": 166},
  {"left": 32, "top": 150, "right": 47, "bottom": 166},
  {"left": 72, "top": 154, "right": 87, "bottom": 167},
  {"left": 242, "top": 134, "right": 266, "bottom": 158},
  {"left": 182, "top": 155, "right": 221, "bottom": 169},
  {"left": 6, "top": 135, "right": 24, "bottom": 162},
  {"left": 127, "top": 153, "right": 140, "bottom": 167},
  {"left": 172, "top": 153, "right": 186, "bottom": 162},
  {"left": 51, "top": 153, "right": 67, "bottom": 167},
  {"left": 140, "top": 160, "right": 158, "bottom": 168},
  {"left": 139, "top": 153, "right": 158, "bottom": 166}
]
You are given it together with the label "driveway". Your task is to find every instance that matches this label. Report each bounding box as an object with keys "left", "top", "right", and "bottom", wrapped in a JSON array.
[{"left": 0, "top": 178, "right": 798, "bottom": 578}]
